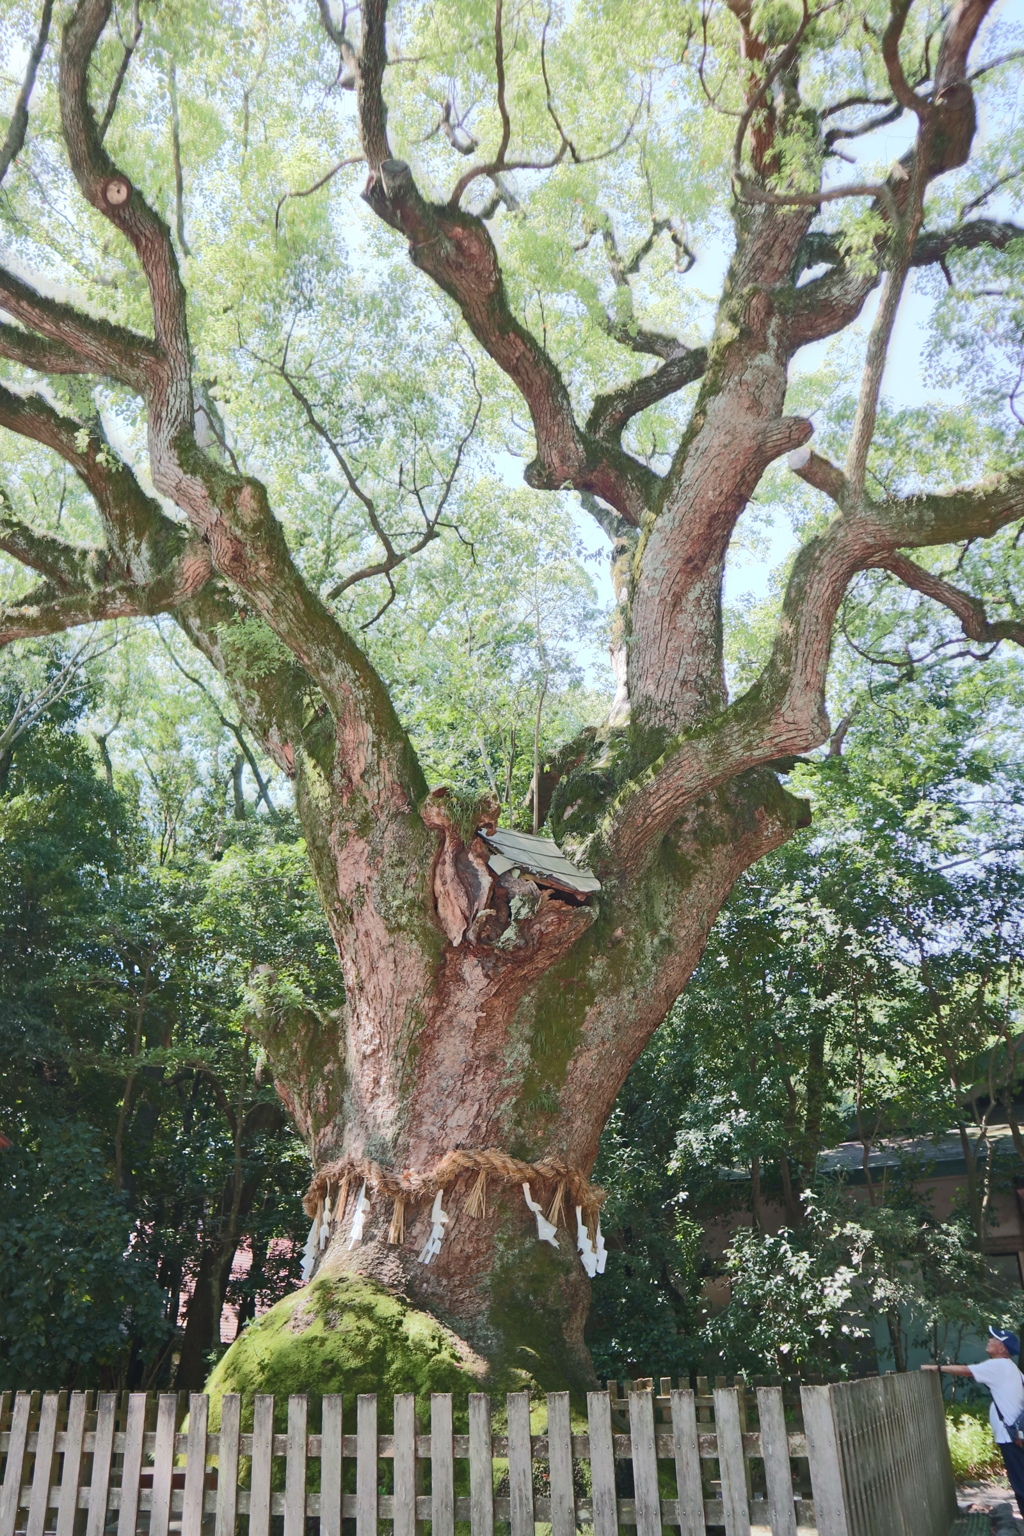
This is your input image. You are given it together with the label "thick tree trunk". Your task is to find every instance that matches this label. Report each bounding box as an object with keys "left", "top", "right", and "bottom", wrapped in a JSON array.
[{"left": 262, "top": 768, "right": 807, "bottom": 1383}]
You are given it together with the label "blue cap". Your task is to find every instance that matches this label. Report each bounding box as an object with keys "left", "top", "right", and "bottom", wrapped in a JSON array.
[{"left": 990, "top": 1327, "right": 1021, "bottom": 1356}]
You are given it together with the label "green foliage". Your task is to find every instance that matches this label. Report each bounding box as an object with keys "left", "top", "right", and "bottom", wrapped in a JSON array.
[
  {"left": 0, "top": 1122, "right": 167, "bottom": 1391},
  {"left": 706, "top": 1197, "right": 872, "bottom": 1378},
  {"left": 946, "top": 1405, "right": 1002, "bottom": 1482},
  {"left": 0, "top": 645, "right": 318, "bottom": 1388},
  {"left": 217, "top": 619, "right": 295, "bottom": 683},
  {"left": 590, "top": 649, "right": 1024, "bottom": 1379}
]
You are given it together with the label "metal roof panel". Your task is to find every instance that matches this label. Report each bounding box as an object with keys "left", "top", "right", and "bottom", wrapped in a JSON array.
[{"left": 479, "top": 828, "right": 601, "bottom": 893}]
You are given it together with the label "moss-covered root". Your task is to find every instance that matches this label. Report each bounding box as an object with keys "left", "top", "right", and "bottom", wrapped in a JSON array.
[{"left": 205, "top": 1276, "right": 488, "bottom": 1427}]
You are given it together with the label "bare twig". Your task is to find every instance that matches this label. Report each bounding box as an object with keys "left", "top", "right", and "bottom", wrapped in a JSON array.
[
  {"left": 156, "top": 628, "right": 279, "bottom": 818},
  {"left": 959, "top": 166, "right": 1024, "bottom": 221},
  {"left": 448, "top": 2, "right": 642, "bottom": 206},
  {"left": 168, "top": 64, "right": 190, "bottom": 257},
  {"left": 263, "top": 352, "right": 481, "bottom": 615},
  {"left": 274, "top": 154, "right": 362, "bottom": 230}
]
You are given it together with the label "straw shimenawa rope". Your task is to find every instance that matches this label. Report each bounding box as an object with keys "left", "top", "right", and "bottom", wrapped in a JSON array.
[{"left": 304, "top": 1148, "right": 605, "bottom": 1243}]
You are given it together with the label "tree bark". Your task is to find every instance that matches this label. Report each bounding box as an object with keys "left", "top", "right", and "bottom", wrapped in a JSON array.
[{"left": 263, "top": 768, "right": 806, "bottom": 1383}]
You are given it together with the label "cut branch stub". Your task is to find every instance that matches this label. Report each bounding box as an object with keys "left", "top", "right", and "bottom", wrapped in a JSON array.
[{"left": 102, "top": 175, "right": 131, "bottom": 207}]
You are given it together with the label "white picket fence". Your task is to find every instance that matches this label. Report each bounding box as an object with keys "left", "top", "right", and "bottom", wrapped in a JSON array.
[{"left": 0, "top": 1371, "right": 957, "bottom": 1536}]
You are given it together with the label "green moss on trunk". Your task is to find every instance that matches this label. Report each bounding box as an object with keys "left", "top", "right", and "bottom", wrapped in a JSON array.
[{"left": 205, "top": 1276, "right": 487, "bottom": 1427}]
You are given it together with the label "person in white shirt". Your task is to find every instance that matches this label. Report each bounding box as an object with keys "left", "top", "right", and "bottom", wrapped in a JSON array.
[{"left": 923, "top": 1327, "right": 1024, "bottom": 1513}]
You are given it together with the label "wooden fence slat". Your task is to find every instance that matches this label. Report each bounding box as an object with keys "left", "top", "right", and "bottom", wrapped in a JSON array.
[
  {"left": 181, "top": 1394, "right": 208, "bottom": 1536},
  {"left": 587, "top": 1391, "right": 618, "bottom": 1536},
  {"left": 283, "top": 1395, "right": 307, "bottom": 1536},
  {"left": 85, "top": 1394, "right": 118, "bottom": 1536},
  {"left": 669, "top": 1389, "right": 704, "bottom": 1536},
  {"left": 800, "top": 1386, "right": 850, "bottom": 1536},
  {"left": 0, "top": 1391, "right": 31, "bottom": 1536},
  {"left": 468, "top": 1393, "right": 494, "bottom": 1536},
  {"left": 149, "top": 1394, "right": 178, "bottom": 1536},
  {"left": 214, "top": 1395, "right": 240, "bottom": 1536},
  {"left": 356, "top": 1395, "right": 378, "bottom": 1536},
  {"left": 756, "top": 1387, "right": 797, "bottom": 1536},
  {"left": 507, "top": 1392, "right": 534, "bottom": 1536},
  {"left": 116, "top": 1394, "right": 148, "bottom": 1536},
  {"left": 248, "top": 1395, "right": 275, "bottom": 1536},
  {"left": 628, "top": 1390, "right": 661, "bottom": 1536},
  {"left": 54, "top": 1394, "right": 87, "bottom": 1536},
  {"left": 713, "top": 1389, "right": 749, "bottom": 1536},
  {"left": 320, "top": 1396, "right": 343, "bottom": 1536},
  {"left": 393, "top": 1395, "right": 417, "bottom": 1536},
  {"left": 431, "top": 1394, "right": 455, "bottom": 1536},
  {"left": 0, "top": 1375, "right": 952, "bottom": 1536},
  {"left": 547, "top": 1393, "right": 575, "bottom": 1536},
  {"left": 25, "top": 1393, "right": 59, "bottom": 1536}
]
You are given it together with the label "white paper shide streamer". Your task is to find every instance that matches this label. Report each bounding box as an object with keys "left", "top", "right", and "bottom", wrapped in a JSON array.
[
  {"left": 319, "top": 1190, "right": 332, "bottom": 1250},
  {"left": 575, "top": 1205, "right": 607, "bottom": 1278},
  {"left": 300, "top": 1214, "right": 319, "bottom": 1282},
  {"left": 417, "top": 1189, "right": 450, "bottom": 1264},
  {"left": 522, "top": 1181, "right": 559, "bottom": 1247},
  {"left": 347, "top": 1181, "right": 371, "bottom": 1249}
]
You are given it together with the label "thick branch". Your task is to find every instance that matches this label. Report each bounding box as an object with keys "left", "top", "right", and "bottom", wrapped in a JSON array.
[
  {"left": 0, "top": 546, "right": 212, "bottom": 645},
  {"left": 350, "top": 4, "right": 654, "bottom": 526},
  {"left": 60, "top": 0, "right": 191, "bottom": 411},
  {"left": 608, "top": 457, "right": 1024, "bottom": 875},
  {"left": 872, "top": 552, "right": 1024, "bottom": 648},
  {"left": 0, "top": 384, "right": 179, "bottom": 569},
  {"left": 360, "top": 158, "right": 654, "bottom": 523},
  {"left": 785, "top": 213, "right": 1024, "bottom": 354},
  {"left": 912, "top": 218, "right": 1024, "bottom": 267},
  {"left": 0, "top": 266, "right": 158, "bottom": 389},
  {"left": 0, "top": 0, "right": 54, "bottom": 185},
  {"left": 587, "top": 347, "right": 708, "bottom": 442},
  {"left": 0, "top": 509, "right": 105, "bottom": 589},
  {"left": 794, "top": 451, "right": 1024, "bottom": 548}
]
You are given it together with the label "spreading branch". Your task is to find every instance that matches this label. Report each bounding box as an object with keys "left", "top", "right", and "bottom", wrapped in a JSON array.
[
  {"left": 348, "top": 3, "right": 659, "bottom": 526},
  {"left": 0, "top": 547, "right": 212, "bottom": 645},
  {"left": 97, "top": 0, "right": 141, "bottom": 141},
  {"left": 872, "top": 552, "right": 1024, "bottom": 649},
  {"left": 271, "top": 354, "right": 481, "bottom": 622},
  {"left": 274, "top": 155, "right": 363, "bottom": 230},
  {"left": 60, "top": 0, "right": 191, "bottom": 409},
  {"left": 0, "top": 265, "right": 159, "bottom": 388},
  {"left": 0, "top": 0, "right": 54, "bottom": 185}
]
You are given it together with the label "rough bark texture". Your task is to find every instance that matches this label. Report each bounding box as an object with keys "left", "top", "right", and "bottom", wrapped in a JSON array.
[{"left": 0, "top": 0, "right": 1022, "bottom": 1382}]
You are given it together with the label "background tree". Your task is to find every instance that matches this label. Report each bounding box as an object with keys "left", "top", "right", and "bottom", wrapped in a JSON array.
[
  {"left": 0, "top": 0, "right": 1023, "bottom": 1383},
  {"left": 588, "top": 649, "right": 1024, "bottom": 1380},
  {"left": 0, "top": 647, "right": 316, "bottom": 1389}
]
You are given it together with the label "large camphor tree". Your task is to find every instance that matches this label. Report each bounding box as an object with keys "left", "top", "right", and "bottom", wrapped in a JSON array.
[{"left": 1, "top": 0, "right": 1023, "bottom": 1383}]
